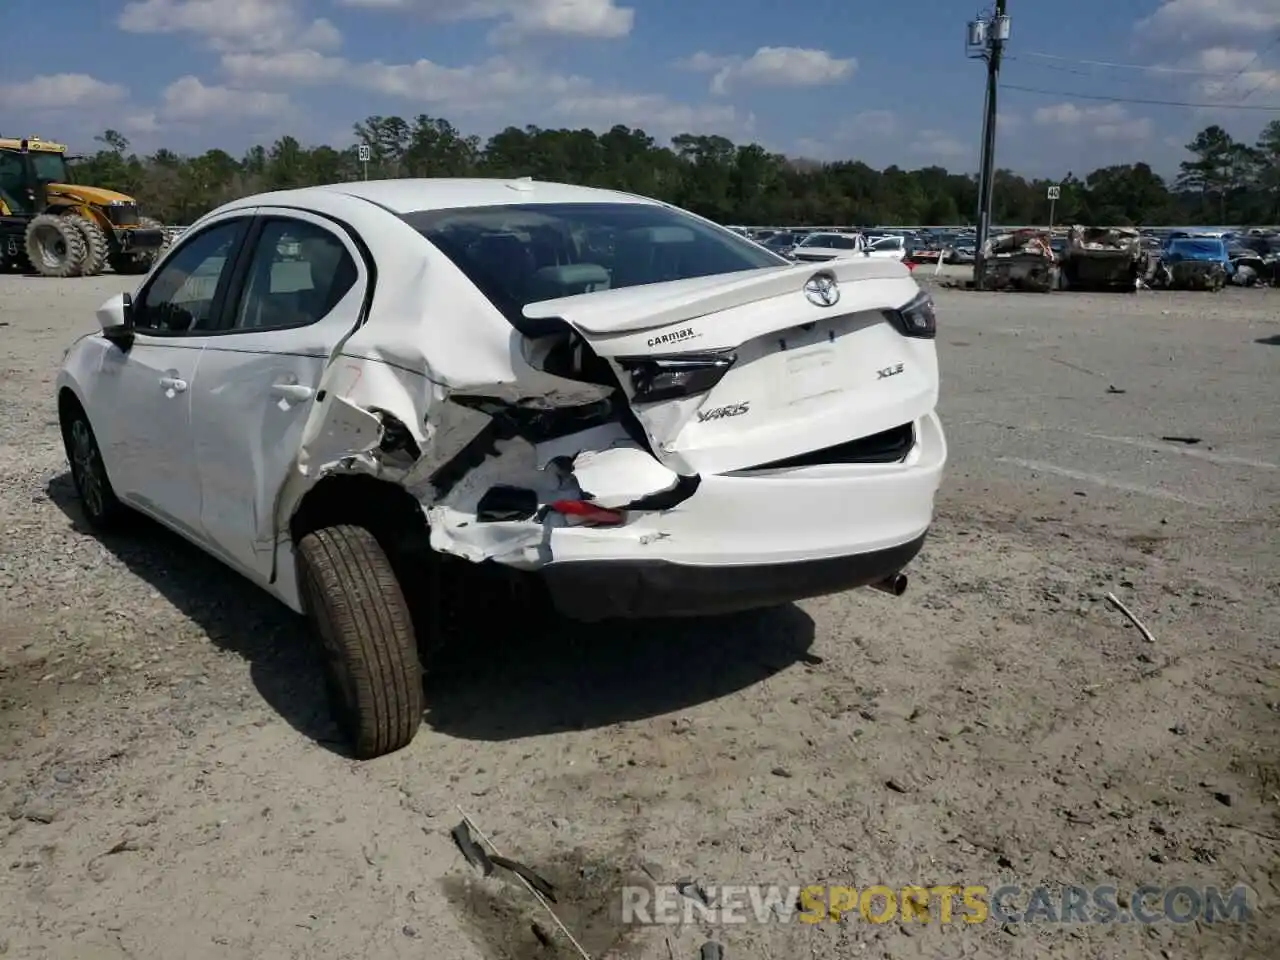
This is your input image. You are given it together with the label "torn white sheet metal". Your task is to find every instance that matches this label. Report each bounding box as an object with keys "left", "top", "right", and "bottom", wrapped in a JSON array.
[
  {"left": 295, "top": 394, "right": 383, "bottom": 477},
  {"left": 425, "top": 436, "right": 576, "bottom": 567},
  {"left": 570, "top": 446, "right": 680, "bottom": 508}
]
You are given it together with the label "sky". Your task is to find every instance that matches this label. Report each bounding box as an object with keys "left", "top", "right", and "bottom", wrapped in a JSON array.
[{"left": 2, "top": 0, "right": 1278, "bottom": 178}]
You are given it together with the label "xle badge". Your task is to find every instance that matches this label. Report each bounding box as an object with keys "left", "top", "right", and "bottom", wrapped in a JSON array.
[
  {"left": 877, "top": 363, "right": 904, "bottom": 380},
  {"left": 697, "top": 402, "right": 749, "bottom": 422}
]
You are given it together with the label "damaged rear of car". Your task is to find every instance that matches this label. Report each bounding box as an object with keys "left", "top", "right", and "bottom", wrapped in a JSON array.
[{"left": 381, "top": 199, "right": 946, "bottom": 622}]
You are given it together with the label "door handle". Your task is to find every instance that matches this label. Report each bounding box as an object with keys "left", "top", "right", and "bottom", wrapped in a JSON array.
[
  {"left": 159, "top": 376, "right": 187, "bottom": 393},
  {"left": 270, "top": 383, "right": 315, "bottom": 403}
]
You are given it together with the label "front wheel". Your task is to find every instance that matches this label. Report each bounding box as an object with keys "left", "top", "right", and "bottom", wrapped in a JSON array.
[
  {"left": 296, "top": 525, "right": 423, "bottom": 758},
  {"left": 60, "top": 404, "right": 127, "bottom": 530}
]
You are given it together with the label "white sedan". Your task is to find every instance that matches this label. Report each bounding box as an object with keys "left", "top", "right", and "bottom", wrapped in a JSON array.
[{"left": 57, "top": 179, "right": 946, "bottom": 758}]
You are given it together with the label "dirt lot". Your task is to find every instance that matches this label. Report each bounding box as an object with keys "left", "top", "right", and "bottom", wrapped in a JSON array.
[{"left": 1, "top": 274, "right": 1278, "bottom": 960}]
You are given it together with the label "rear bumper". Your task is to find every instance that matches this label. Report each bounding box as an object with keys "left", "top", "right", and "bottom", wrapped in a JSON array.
[
  {"left": 542, "top": 410, "right": 946, "bottom": 619},
  {"left": 544, "top": 531, "right": 926, "bottom": 620}
]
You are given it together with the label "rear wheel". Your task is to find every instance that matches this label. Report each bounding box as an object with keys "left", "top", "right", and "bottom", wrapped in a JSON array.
[
  {"left": 25, "top": 213, "right": 86, "bottom": 278},
  {"left": 297, "top": 525, "right": 423, "bottom": 758}
]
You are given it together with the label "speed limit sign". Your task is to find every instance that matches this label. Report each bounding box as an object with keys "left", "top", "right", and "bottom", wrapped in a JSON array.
[
  {"left": 357, "top": 144, "right": 371, "bottom": 162},
  {"left": 1046, "top": 185, "right": 1060, "bottom": 200}
]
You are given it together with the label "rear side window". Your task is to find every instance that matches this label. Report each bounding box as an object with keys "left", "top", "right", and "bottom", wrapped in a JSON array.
[
  {"left": 401, "top": 202, "right": 785, "bottom": 322},
  {"left": 231, "top": 219, "right": 357, "bottom": 331}
]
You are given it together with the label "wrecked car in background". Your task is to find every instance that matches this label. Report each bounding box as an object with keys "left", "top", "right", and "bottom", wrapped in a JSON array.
[
  {"left": 1152, "top": 236, "right": 1233, "bottom": 291},
  {"left": 1060, "top": 225, "right": 1148, "bottom": 291},
  {"left": 977, "top": 229, "right": 1057, "bottom": 292},
  {"left": 55, "top": 179, "right": 947, "bottom": 759},
  {"left": 1225, "top": 236, "right": 1279, "bottom": 286}
]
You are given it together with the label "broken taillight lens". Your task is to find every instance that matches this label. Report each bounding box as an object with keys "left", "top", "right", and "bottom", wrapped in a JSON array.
[
  {"left": 548, "top": 500, "right": 626, "bottom": 526},
  {"left": 883, "top": 289, "right": 937, "bottom": 339},
  {"left": 615, "top": 352, "right": 736, "bottom": 403}
]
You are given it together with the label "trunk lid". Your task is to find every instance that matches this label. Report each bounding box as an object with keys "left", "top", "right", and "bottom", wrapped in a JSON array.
[{"left": 522, "top": 259, "right": 937, "bottom": 476}]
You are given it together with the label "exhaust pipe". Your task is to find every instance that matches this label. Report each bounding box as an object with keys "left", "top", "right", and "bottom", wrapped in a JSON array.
[{"left": 869, "top": 573, "right": 908, "bottom": 596}]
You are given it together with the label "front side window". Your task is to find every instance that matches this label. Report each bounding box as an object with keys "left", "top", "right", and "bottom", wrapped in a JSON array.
[
  {"left": 401, "top": 202, "right": 785, "bottom": 322},
  {"left": 0, "top": 152, "right": 26, "bottom": 212},
  {"left": 231, "top": 219, "right": 357, "bottom": 331},
  {"left": 29, "top": 151, "right": 70, "bottom": 184},
  {"left": 134, "top": 220, "right": 244, "bottom": 333}
]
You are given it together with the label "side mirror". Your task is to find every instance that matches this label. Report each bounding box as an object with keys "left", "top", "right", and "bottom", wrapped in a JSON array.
[{"left": 97, "top": 292, "right": 135, "bottom": 349}]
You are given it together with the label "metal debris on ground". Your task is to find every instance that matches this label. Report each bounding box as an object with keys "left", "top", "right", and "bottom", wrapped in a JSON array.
[
  {"left": 455, "top": 805, "right": 592, "bottom": 960},
  {"left": 1104, "top": 592, "right": 1157, "bottom": 644},
  {"left": 451, "top": 821, "right": 494, "bottom": 875},
  {"left": 491, "top": 854, "right": 557, "bottom": 902},
  {"left": 676, "top": 878, "right": 711, "bottom": 906}
]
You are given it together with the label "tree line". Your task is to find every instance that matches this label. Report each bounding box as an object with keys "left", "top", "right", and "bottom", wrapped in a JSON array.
[{"left": 68, "top": 117, "right": 1280, "bottom": 228}]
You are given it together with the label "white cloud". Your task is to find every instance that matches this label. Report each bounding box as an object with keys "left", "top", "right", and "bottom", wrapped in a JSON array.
[
  {"left": 553, "top": 93, "right": 742, "bottom": 135},
  {"left": 333, "top": 0, "right": 633, "bottom": 43},
  {"left": 911, "top": 129, "right": 971, "bottom": 159},
  {"left": 1186, "top": 46, "right": 1280, "bottom": 102},
  {"left": 681, "top": 46, "right": 855, "bottom": 95},
  {"left": 1137, "top": 0, "right": 1280, "bottom": 48},
  {"left": 159, "top": 75, "right": 291, "bottom": 121},
  {"left": 0, "top": 74, "right": 127, "bottom": 110},
  {"left": 222, "top": 50, "right": 589, "bottom": 111},
  {"left": 221, "top": 49, "right": 739, "bottom": 135},
  {"left": 1032, "top": 103, "right": 1154, "bottom": 142},
  {"left": 118, "top": 0, "right": 341, "bottom": 54},
  {"left": 834, "top": 109, "right": 898, "bottom": 140}
]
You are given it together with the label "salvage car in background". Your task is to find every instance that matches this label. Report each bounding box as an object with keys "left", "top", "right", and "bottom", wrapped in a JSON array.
[
  {"left": 791, "top": 231, "right": 866, "bottom": 262},
  {"left": 56, "top": 179, "right": 946, "bottom": 758},
  {"left": 1152, "top": 235, "right": 1233, "bottom": 290}
]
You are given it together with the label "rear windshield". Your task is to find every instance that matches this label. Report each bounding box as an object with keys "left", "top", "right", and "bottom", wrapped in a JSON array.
[
  {"left": 800, "top": 233, "right": 857, "bottom": 249},
  {"left": 401, "top": 202, "right": 785, "bottom": 321}
]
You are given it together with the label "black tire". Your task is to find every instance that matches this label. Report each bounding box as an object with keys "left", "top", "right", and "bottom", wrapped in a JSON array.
[
  {"left": 297, "top": 525, "right": 423, "bottom": 758},
  {"left": 60, "top": 401, "right": 128, "bottom": 530},
  {"left": 65, "top": 214, "right": 109, "bottom": 276},
  {"left": 25, "top": 212, "right": 86, "bottom": 278}
]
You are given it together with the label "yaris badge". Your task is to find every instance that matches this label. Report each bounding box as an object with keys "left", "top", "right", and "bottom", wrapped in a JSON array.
[{"left": 804, "top": 273, "right": 840, "bottom": 307}]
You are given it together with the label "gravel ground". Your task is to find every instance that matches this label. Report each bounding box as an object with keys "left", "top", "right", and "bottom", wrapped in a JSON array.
[{"left": 1, "top": 274, "right": 1278, "bottom": 960}]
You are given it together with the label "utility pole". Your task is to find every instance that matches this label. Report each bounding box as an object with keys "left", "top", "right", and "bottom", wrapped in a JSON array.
[{"left": 966, "top": 2, "right": 1010, "bottom": 286}]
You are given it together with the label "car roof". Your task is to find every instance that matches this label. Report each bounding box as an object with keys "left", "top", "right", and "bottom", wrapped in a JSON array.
[{"left": 230, "top": 177, "right": 657, "bottom": 214}]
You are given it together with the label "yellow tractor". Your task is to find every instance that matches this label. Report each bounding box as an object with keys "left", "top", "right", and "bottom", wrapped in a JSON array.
[{"left": 0, "top": 135, "right": 167, "bottom": 277}]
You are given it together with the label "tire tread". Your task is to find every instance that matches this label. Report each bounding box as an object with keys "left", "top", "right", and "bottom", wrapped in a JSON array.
[{"left": 298, "top": 525, "right": 422, "bottom": 758}]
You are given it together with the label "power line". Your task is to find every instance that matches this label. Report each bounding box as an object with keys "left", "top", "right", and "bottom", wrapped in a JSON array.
[
  {"left": 1001, "top": 83, "right": 1280, "bottom": 111},
  {"left": 1015, "top": 51, "right": 1239, "bottom": 77},
  {"left": 1227, "top": 33, "right": 1280, "bottom": 103}
]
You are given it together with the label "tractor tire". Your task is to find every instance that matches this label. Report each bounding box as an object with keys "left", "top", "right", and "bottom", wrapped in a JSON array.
[
  {"left": 64, "top": 214, "right": 109, "bottom": 277},
  {"left": 296, "top": 525, "right": 423, "bottom": 759},
  {"left": 25, "top": 213, "right": 86, "bottom": 278}
]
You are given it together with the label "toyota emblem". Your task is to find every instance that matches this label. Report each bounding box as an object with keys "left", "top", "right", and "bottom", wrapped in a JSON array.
[{"left": 804, "top": 273, "right": 840, "bottom": 307}]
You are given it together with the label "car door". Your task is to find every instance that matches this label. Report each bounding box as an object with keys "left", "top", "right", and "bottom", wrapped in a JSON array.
[
  {"left": 189, "top": 211, "right": 367, "bottom": 584},
  {"left": 92, "top": 214, "right": 253, "bottom": 538}
]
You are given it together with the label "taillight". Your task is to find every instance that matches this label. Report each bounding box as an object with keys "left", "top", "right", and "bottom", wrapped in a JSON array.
[
  {"left": 884, "top": 289, "right": 936, "bottom": 339},
  {"left": 615, "top": 352, "right": 736, "bottom": 403},
  {"left": 548, "top": 500, "right": 625, "bottom": 526}
]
